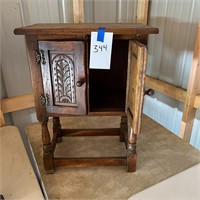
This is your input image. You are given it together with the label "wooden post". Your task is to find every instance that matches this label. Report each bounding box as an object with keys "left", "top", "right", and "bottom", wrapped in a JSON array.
[
  {"left": 120, "top": 116, "right": 127, "bottom": 142},
  {"left": 53, "top": 117, "right": 62, "bottom": 143},
  {"left": 73, "top": 0, "right": 84, "bottom": 23},
  {"left": 180, "top": 23, "right": 200, "bottom": 142},
  {"left": 136, "top": 0, "right": 149, "bottom": 25},
  {"left": 136, "top": 0, "right": 149, "bottom": 44},
  {"left": 0, "top": 109, "right": 5, "bottom": 127},
  {"left": 194, "top": 95, "right": 200, "bottom": 109}
]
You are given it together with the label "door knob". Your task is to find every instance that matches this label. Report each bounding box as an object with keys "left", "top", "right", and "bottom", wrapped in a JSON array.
[{"left": 76, "top": 80, "right": 85, "bottom": 87}]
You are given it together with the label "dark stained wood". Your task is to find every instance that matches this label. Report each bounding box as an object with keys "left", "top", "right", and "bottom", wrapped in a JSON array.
[
  {"left": 53, "top": 117, "right": 62, "bottom": 142},
  {"left": 41, "top": 119, "right": 51, "bottom": 145},
  {"left": 127, "top": 152, "right": 137, "bottom": 172},
  {"left": 126, "top": 133, "right": 137, "bottom": 172},
  {"left": 61, "top": 128, "right": 120, "bottom": 137},
  {"left": 25, "top": 36, "right": 48, "bottom": 122},
  {"left": 123, "top": 126, "right": 137, "bottom": 172},
  {"left": 38, "top": 40, "right": 87, "bottom": 115},
  {"left": 43, "top": 152, "right": 55, "bottom": 174},
  {"left": 26, "top": 35, "right": 55, "bottom": 173},
  {"left": 120, "top": 116, "right": 128, "bottom": 142},
  {"left": 89, "top": 40, "right": 128, "bottom": 113},
  {"left": 54, "top": 157, "right": 127, "bottom": 167},
  {"left": 88, "top": 111, "right": 126, "bottom": 116},
  {"left": 15, "top": 23, "right": 158, "bottom": 173},
  {"left": 14, "top": 23, "right": 159, "bottom": 36}
]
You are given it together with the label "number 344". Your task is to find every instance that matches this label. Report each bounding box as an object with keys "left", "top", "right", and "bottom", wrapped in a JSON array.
[{"left": 93, "top": 44, "right": 108, "bottom": 53}]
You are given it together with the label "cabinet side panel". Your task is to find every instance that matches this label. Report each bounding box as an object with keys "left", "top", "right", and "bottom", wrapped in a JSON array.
[{"left": 25, "top": 36, "right": 47, "bottom": 121}]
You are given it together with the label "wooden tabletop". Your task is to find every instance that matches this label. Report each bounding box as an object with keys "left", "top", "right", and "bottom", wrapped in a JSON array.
[{"left": 14, "top": 23, "right": 159, "bottom": 36}]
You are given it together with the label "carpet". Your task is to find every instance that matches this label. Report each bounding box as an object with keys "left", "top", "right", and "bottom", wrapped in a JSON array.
[{"left": 25, "top": 115, "right": 200, "bottom": 200}]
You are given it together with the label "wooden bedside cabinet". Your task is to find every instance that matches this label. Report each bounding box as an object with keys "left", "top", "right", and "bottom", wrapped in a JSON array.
[{"left": 14, "top": 23, "right": 158, "bottom": 173}]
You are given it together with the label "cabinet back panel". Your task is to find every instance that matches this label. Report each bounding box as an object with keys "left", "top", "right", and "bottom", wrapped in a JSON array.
[{"left": 89, "top": 40, "right": 128, "bottom": 112}]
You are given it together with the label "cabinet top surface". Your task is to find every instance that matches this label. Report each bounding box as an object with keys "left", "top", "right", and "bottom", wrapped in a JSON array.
[{"left": 14, "top": 23, "right": 159, "bottom": 36}]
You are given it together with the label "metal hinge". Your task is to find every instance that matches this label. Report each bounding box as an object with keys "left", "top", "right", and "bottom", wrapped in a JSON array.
[
  {"left": 40, "top": 93, "right": 50, "bottom": 106},
  {"left": 34, "top": 49, "right": 46, "bottom": 65}
]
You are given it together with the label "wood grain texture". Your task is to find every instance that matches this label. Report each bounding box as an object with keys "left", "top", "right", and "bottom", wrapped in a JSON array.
[
  {"left": 0, "top": 93, "right": 34, "bottom": 113},
  {"left": 14, "top": 23, "right": 159, "bottom": 36},
  {"left": 145, "top": 75, "right": 187, "bottom": 103},
  {"left": 38, "top": 41, "right": 87, "bottom": 116},
  {"left": 73, "top": 0, "right": 84, "bottom": 23},
  {"left": 194, "top": 95, "right": 200, "bottom": 109},
  {"left": 180, "top": 23, "right": 200, "bottom": 141},
  {"left": 145, "top": 76, "right": 200, "bottom": 109},
  {"left": 15, "top": 23, "right": 159, "bottom": 173},
  {"left": 54, "top": 157, "right": 127, "bottom": 167},
  {"left": 0, "top": 109, "right": 6, "bottom": 127},
  {"left": 137, "top": 0, "right": 149, "bottom": 25},
  {"left": 61, "top": 128, "right": 120, "bottom": 137},
  {"left": 126, "top": 40, "right": 147, "bottom": 135},
  {"left": 25, "top": 35, "right": 48, "bottom": 122}
]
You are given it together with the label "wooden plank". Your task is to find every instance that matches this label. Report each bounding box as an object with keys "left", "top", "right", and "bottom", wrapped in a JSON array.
[
  {"left": 0, "top": 93, "right": 35, "bottom": 114},
  {"left": 145, "top": 76, "right": 200, "bottom": 109},
  {"left": 0, "top": 109, "right": 5, "bottom": 127},
  {"left": 72, "top": 0, "right": 84, "bottom": 23},
  {"left": 137, "top": 0, "right": 149, "bottom": 25},
  {"left": 54, "top": 157, "right": 127, "bottom": 167},
  {"left": 126, "top": 40, "right": 147, "bottom": 135},
  {"left": 61, "top": 128, "right": 120, "bottom": 137},
  {"left": 180, "top": 23, "right": 200, "bottom": 141},
  {"left": 88, "top": 111, "right": 125, "bottom": 116},
  {"left": 14, "top": 23, "right": 159, "bottom": 36},
  {"left": 145, "top": 75, "right": 187, "bottom": 103},
  {"left": 194, "top": 95, "right": 200, "bottom": 109}
]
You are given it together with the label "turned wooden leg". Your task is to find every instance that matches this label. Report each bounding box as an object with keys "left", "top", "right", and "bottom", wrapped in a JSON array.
[
  {"left": 41, "top": 118, "right": 55, "bottom": 174},
  {"left": 127, "top": 128, "right": 137, "bottom": 172},
  {"left": 120, "top": 116, "right": 127, "bottom": 142},
  {"left": 43, "top": 146, "right": 55, "bottom": 174},
  {"left": 53, "top": 117, "right": 62, "bottom": 143}
]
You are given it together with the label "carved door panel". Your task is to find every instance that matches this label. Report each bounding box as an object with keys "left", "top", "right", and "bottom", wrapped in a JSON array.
[
  {"left": 126, "top": 40, "right": 147, "bottom": 135},
  {"left": 38, "top": 41, "right": 86, "bottom": 115}
]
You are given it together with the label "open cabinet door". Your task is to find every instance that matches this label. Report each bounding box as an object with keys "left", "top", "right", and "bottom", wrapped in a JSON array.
[
  {"left": 126, "top": 40, "right": 147, "bottom": 135},
  {"left": 125, "top": 40, "right": 147, "bottom": 172}
]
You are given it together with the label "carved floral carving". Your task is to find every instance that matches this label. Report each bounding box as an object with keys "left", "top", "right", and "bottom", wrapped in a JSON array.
[{"left": 50, "top": 53, "right": 76, "bottom": 106}]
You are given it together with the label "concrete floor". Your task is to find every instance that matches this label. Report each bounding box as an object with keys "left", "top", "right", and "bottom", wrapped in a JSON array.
[{"left": 26, "top": 115, "right": 200, "bottom": 200}]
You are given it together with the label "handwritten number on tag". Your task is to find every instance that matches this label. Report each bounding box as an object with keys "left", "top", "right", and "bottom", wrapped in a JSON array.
[
  {"left": 93, "top": 45, "right": 108, "bottom": 53},
  {"left": 89, "top": 31, "right": 113, "bottom": 69}
]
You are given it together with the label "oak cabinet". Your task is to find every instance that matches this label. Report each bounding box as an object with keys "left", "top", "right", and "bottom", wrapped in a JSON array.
[
  {"left": 38, "top": 41, "right": 87, "bottom": 115},
  {"left": 14, "top": 23, "right": 158, "bottom": 173}
]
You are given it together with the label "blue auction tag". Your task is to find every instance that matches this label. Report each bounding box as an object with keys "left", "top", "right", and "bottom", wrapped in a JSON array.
[{"left": 97, "top": 27, "right": 105, "bottom": 42}]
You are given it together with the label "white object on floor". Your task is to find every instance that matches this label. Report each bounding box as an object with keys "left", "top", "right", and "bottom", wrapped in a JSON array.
[
  {"left": 129, "top": 163, "right": 200, "bottom": 200},
  {"left": 0, "top": 126, "right": 45, "bottom": 200}
]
